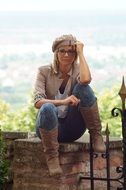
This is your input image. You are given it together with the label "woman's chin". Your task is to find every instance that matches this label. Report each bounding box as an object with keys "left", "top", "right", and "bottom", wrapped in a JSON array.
[{"left": 60, "top": 60, "right": 73, "bottom": 65}]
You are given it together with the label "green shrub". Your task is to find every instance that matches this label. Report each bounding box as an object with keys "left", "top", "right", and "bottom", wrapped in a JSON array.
[
  {"left": 0, "top": 98, "right": 37, "bottom": 132},
  {"left": 97, "top": 85, "right": 122, "bottom": 137}
]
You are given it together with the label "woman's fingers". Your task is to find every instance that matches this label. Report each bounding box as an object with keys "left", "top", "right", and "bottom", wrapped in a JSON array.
[{"left": 70, "top": 95, "right": 80, "bottom": 106}]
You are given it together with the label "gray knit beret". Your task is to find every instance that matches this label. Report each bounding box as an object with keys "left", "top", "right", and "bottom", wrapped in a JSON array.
[{"left": 52, "top": 34, "right": 77, "bottom": 52}]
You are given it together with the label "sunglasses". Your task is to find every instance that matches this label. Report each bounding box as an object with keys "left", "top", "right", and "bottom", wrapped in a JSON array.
[{"left": 58, "top": 49, "right": 76, "bottom": 56}]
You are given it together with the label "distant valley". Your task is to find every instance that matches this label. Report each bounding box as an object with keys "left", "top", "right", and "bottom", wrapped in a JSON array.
[{"left": 0, "top": 11, "right": 126, "bottom": 108}]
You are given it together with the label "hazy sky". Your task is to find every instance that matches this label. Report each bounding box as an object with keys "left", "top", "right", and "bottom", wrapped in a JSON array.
[{"left": 0, "top": 0, "right": 126, "bottom": 11}]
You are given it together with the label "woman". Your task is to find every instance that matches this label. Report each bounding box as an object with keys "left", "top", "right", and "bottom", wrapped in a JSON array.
[{"left": 33, "top": 34, "right": 105, "bottom": 177}]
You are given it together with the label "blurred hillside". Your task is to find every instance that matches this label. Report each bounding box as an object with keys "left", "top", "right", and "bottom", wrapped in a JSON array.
[{"left": 0, "top": 11, "right": 126, "bottom": 108}]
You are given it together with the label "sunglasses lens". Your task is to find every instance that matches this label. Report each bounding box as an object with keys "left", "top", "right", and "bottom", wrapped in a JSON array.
[{"left": 59, "top": 49, "right": 76, "bottom": 56}]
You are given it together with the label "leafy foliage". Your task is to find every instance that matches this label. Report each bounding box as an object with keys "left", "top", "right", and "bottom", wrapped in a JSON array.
[
  {"left": 0, "top": 98, "right": 37, "bottom": 132},
  {"left": 97, "top": 85, "right": 122, "bottom": 137}
]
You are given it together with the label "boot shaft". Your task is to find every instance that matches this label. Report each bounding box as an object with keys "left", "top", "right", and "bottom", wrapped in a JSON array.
[
  {"left": 39, "top": 127, "right": 59, "bottom": 159},
  {"left": 79, "top": 101, "right": 102, "bottom": 131},
  {"left": 80, "top": 101, "right": 106, "bottom": 153},
  {"left": 39, "top": 127, "right": 63, "bottom": 176}
]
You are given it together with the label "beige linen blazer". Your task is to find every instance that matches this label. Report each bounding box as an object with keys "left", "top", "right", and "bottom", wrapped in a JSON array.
[{"left": 33, "top": 62, "right": 80, "bottom": 104}]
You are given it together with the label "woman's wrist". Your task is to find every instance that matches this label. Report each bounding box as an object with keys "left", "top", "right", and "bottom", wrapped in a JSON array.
[{"left": 77, "top": 51, "right": 84, "bottom": 57}]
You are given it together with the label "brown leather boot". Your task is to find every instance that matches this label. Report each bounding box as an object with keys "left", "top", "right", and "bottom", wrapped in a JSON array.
[
  {"left": 80, "top": 101, "right": 106, "bottom": 153},
  {"left": 39, "top": 127, "right": 63, "bottom": 176}
]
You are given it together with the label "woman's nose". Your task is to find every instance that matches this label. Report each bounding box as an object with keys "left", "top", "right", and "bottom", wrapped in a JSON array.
[{"left": 64, "top": 52, "right": 68, "bottom": 56}]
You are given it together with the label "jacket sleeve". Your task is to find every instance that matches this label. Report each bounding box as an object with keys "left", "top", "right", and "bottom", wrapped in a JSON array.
[{"left": 33, "top": 67, "right": 47, "bottom": 105}]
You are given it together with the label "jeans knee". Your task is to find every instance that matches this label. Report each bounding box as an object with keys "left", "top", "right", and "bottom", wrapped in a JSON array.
[
  {"left": 72, "top": 83, "right": 96, "bottom": 107},
  {"left": 39, "top": 103, "right": 57, "bottom": 115},
  {"left": 37, "top": 103, "right": 58, "bottom": 131}
]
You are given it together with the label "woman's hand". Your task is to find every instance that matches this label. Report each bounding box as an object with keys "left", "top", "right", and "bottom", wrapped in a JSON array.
[
  {"left": 75, "top": 41, "right": 84, "bottom": 55},
  {"left": 74, "top": 40, "right": 91, "bottom": 84},
  {"left": 62, "top": 95, "right": 80, "bottom": 106}
]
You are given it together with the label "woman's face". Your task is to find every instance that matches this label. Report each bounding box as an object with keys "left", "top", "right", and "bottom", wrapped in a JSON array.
[{"left": 57, "top": 45, "right": 76, "bottom": 66}]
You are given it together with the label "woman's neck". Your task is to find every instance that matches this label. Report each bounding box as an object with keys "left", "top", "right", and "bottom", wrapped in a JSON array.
[{"left": 59, "top": 64, "right": 72, "bottom": 76}]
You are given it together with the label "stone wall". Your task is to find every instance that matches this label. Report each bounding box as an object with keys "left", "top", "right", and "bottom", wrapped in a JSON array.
[
  {"left": 10, "top": 134, "right": 123, "bottom": 190},
  {"left": 2, "top": 132, "right": 35, "bottom": 190},
  {"left": 2, "top": 132, "right": 123, "bottom": 190}
]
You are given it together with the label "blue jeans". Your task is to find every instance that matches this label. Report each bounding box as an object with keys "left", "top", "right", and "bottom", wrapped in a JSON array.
[{"left": 36, "top": 83, "right": 96, "bottom": 142}]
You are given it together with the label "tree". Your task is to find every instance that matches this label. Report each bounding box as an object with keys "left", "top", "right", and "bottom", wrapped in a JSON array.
[
  {"left": 97, "top": 85, "right": 122, "bottom": 137},
  {"left": 0, "top": 98, "right": 37, "bottom": 132}
]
